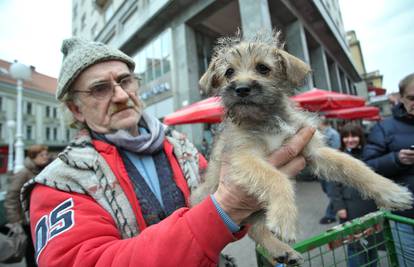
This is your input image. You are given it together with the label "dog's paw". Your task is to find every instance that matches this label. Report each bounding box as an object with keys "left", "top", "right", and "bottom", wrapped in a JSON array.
[
  {"left": 272, "top": 249, "right": 303, "bottom": 266},
  {"left": 268, "top": 223, "right": 296, "bottom": 244},
  {"left": 374, "top": 182, "right": 413, "bottom": 211},
  {"left": 266, "top": 204, "right": 297, "bottom": 243}
]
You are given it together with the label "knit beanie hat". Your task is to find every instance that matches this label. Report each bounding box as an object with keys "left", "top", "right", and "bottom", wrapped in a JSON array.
[{"left": 56, "top": 37, "right": 135, "bottom": 101}]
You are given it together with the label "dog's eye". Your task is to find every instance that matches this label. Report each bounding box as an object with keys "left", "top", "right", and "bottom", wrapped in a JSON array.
[
  {"left": 256, "top": 64, "right": 271, "bottom": 75},
  {"left": 225, "top": 68, "right": 235, "bottom": 78}
]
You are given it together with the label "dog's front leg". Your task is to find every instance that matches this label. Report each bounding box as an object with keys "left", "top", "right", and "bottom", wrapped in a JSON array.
[
  {"left": 248, "top": 219, "right": 302, "bottom": 266},
  {"left": 311, "top": 147, "right": 413, "bottom": 210},
  {"left": 228, "top": 151, "right": 297, "bottom": 242}
]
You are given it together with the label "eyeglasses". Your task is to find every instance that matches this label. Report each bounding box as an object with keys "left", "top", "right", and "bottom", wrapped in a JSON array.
[{"left": 72, "top": 74, "right": 139, "bottom": 100}]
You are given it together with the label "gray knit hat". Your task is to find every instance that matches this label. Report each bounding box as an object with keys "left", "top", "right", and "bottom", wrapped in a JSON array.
[{"left": 56, "top": 37, "right": 135, "bottom": 101}]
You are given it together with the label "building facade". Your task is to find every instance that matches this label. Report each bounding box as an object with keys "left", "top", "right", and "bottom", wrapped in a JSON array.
[
  {"left": 0, "top": 59, "right": 73, "bottom": 174},
  {"left": 72, "top": 0, "right": 365, "bottom": 147}
]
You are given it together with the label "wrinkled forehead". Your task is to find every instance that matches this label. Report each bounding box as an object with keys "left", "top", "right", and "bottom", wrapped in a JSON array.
[{"left": 74, "top": 61, "right": 130, "bottom": 88}]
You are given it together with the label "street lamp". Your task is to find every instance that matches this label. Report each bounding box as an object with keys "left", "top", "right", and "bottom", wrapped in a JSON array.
[
  {"left": 9, "top": 60, "right": 31, "bottom": 173},
  {"left": 6, "top": 120, "right": 16, "bottom": 173}
]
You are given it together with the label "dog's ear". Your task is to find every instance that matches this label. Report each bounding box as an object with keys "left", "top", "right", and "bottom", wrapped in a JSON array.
[
  {"left": 199, "top": 57, "right": 222, "bottom": 96},
  {"left": 277, "top": 50, "right": 311, "bottom": 87}
]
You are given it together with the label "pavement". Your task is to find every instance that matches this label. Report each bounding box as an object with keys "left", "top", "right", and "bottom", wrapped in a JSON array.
[
  {"left": 0, "top": 180, "right": 334, "bottom": 267},
  {"left": 223, "top": 180, "right": 336, "bottom": 267}
]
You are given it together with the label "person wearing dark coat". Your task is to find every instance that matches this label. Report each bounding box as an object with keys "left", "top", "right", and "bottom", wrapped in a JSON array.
[
  {"left": 332, "top": 123, "right": 378, "bottom": 267},
  {"left": 363, "top": 72, "right": 414, "bottom": 267}
]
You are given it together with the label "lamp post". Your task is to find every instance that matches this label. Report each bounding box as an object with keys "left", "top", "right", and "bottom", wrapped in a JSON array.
[
  {"left": 6, "top": 120, "right": 16, "bottom": 173},
  {"left": 9, "top": 61, "right": 31, "bottom": 173}
]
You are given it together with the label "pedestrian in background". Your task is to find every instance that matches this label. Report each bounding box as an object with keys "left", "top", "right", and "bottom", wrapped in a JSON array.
[
  {"left": 19, "top": 38, "right": 313, "bottom": 267},
  {"left": 4, "top": 144, "right": 50, "bottom": 267},
  {"left": 363, "top": 72, "right": 414, "bottom": 266},
  {"left": 318, "top": 118, "right": 341, "bottom": 224},
  {"left": 332, "top": 122, "right": 379, "bottom": 267}
]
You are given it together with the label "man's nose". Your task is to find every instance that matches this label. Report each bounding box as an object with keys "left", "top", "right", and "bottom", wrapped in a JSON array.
[{"left": 112, "top": 84, "right": 129, "bottom": 101}]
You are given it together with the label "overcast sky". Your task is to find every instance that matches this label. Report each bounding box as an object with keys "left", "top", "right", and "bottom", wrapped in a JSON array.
[
  {"left": 0, "top": 0, "right": 71, "bottom": 77},
  {"left": 0, "top": 0, "right": 412, "bottom": 93},
  {"left": 339, "top": 0, "right": 414, "bottom": 93}
]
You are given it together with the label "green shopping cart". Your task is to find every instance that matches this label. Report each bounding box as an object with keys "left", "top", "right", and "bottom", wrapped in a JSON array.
[{"left": 256, "top": 211, "right": 414, "bottom": 267}]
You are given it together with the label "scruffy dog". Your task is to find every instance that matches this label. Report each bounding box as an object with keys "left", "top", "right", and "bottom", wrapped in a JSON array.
[{"left": 190, "top": 31, "right": 413, "bottom": 265}]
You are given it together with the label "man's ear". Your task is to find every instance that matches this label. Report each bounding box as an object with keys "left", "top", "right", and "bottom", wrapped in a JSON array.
[
  {"left": 277, "top": 50, "right": 311, "bottom": 87},
  {"left": 66, "top": 101, "right": 85, "bottom": 122},
  {"left": 199, "top": 58, "right": 222, "bottom": 96}
]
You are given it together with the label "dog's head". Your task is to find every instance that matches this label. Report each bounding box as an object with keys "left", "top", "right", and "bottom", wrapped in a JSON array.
[{"left": 199, "top": 31, "right": 311, "bottom": 124}]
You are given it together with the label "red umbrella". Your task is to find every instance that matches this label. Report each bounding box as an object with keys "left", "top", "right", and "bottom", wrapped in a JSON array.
[
  {"left": 291, "top": 88, "right": 365, "bottom": 112},
  {"left": 163, "top": 96, "right": 224, "bottom": 125},
  {"left": 323, "top": 106, "right": 381, "bottom": 120},
  {"left": 164, "top": 89, "right": 370, "bottom": 125}
]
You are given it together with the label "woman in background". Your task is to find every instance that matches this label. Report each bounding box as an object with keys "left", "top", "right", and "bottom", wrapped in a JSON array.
[
  {"left": 332, "top": 123, "right": 379, "bottom": 267},
  {"left": 4, "top": 145, "right": 50, "bottom": 266}
]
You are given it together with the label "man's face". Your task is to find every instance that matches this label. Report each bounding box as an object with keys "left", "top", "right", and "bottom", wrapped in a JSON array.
[
  {"left": 401, "top": 81, "right": 414, "bottom": 116},
  {"left": 68, "top": 61, "right": 143, "bottom": 135}
]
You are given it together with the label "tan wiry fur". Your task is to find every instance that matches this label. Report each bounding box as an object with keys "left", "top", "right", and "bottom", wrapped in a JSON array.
[{"left": 190, "top": 31, "right": 413, "bottom": 266}]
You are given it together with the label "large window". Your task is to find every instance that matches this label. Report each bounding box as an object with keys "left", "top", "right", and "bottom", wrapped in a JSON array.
[{"left": 133, "top": 30, "right": 172, "bottom": 85}]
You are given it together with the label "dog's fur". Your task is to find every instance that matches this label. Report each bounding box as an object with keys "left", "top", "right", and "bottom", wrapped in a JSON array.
[{"left": 190, "top": 31, "right": 413, "bottom": 265}]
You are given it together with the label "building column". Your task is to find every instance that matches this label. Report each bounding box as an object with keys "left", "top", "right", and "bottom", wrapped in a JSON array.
[
  {"left": 171, "top": 23, "right": 203, "bottom": 147},
  {"left": 238, "top": 0, "right": 272, "bottom": 38},
  {"left": 310, "top": 46, "right": 331, "bottom": 90},
  {"left": 286, "top": 20, "right": 313, "bottom": 91},
  {"left": 329, "top": 62, "right": 342, "bottom": 92}
]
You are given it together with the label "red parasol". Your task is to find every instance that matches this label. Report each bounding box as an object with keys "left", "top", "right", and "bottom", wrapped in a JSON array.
[
  {"left": 291, "top": 88, "right": 365, "bottom": 112},
  {"left": 163, "top": 96, "right": 224, "bottom": 125},
  {"left": 323, "top": 106, "right": 381, "bottom": 120},
  {"left": 163, "top": 89, "right": 371, "bottom": 125}
]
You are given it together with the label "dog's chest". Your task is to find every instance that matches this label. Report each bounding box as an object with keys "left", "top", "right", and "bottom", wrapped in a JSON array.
[{"left": 263, "top": 132, "right": 291, "bottom": 152}]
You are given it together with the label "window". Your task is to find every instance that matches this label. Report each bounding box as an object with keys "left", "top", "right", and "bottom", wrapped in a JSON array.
[
  {"left": 26, "top": 125, "right": 32, "bottom": 140},
  {"left": 153, "top": 37, "right": 162, "bottom": 79},
  {"left": 73, "top": 4, "right": 78, "bottom": 19},
  {"left": 161, "top": 31, "right": 171, "bottom": 74},
  {"left": 0, "top": 96, "right": 3, "bottom": 111},
  {"left": 26, "top": 102, "right": 32, "bottom": 115},
  {"left": 133, "top": 30, "right": 172, "bottom": 86},
  {"left": 81, "top": 13, "right": 86, "bottom": 30},
  {"left": 0, "top": 123, "right": 2, "bottom": 139},
  {"left": 53, "top": 107, "right": 57, "bottom": 118},
  {"left": 46, "top": 127, "right": 50, "bottom": 141},
  {"left": 104, "top": 4, "right": 114, "bottom": 23},
  {"left": 66, "top": 129, "right": 70, "bottom": 141},
  {"left": 46, "top": 106, "right": 50, "bottom": 117},
  {"left": 53, "top": 128, "right": 58, "bottom": 141},
  {"left": 91, "top": 23, "right": 97, "bottom": 38}
]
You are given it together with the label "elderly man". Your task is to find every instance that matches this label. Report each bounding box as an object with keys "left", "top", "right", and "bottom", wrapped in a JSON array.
[{"left": 21, "top": 38, "right": 314, "bottom": 267}]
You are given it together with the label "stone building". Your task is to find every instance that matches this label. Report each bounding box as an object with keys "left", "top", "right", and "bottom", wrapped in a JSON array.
[
  {"left": 0, "top": 59, "right": 72, "bottom": 174},
  {"left": 72, "top": 0, "right": 365, "bottom": 147}
]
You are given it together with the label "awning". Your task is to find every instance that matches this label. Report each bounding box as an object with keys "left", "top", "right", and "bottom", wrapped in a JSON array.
[
  {"left": 163, "top": 96, "right": 224, "bottom": 125},
  {"left": 163, "top": 89, "right": 371, "bottom": 125},
  {"left": 291, "top": 88, "right": 365, "bottom": 112},
  {"left": 323, "top": 106, "right": 381, "bottom": 120}
]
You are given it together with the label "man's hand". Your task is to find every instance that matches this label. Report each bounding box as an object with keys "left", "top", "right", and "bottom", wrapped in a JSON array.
[
  {"left": 398, "top": 149, "right": 414, "bottom": 165},
  {"left": 337, "top": 209, "right": 347, "bottom": 220},
  {"left": 213, "top": 127, "right": 316, "bottom": 225}
]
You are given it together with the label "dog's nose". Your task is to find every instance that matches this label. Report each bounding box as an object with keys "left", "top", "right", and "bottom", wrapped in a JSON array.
[{"left": 235, "top": 86, "right": 251, "bottom": 97}]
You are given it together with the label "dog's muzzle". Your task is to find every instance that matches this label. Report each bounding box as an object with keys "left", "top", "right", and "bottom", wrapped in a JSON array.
[{"left": 234, "top": 85, "right": 251, "bottom": 97}]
